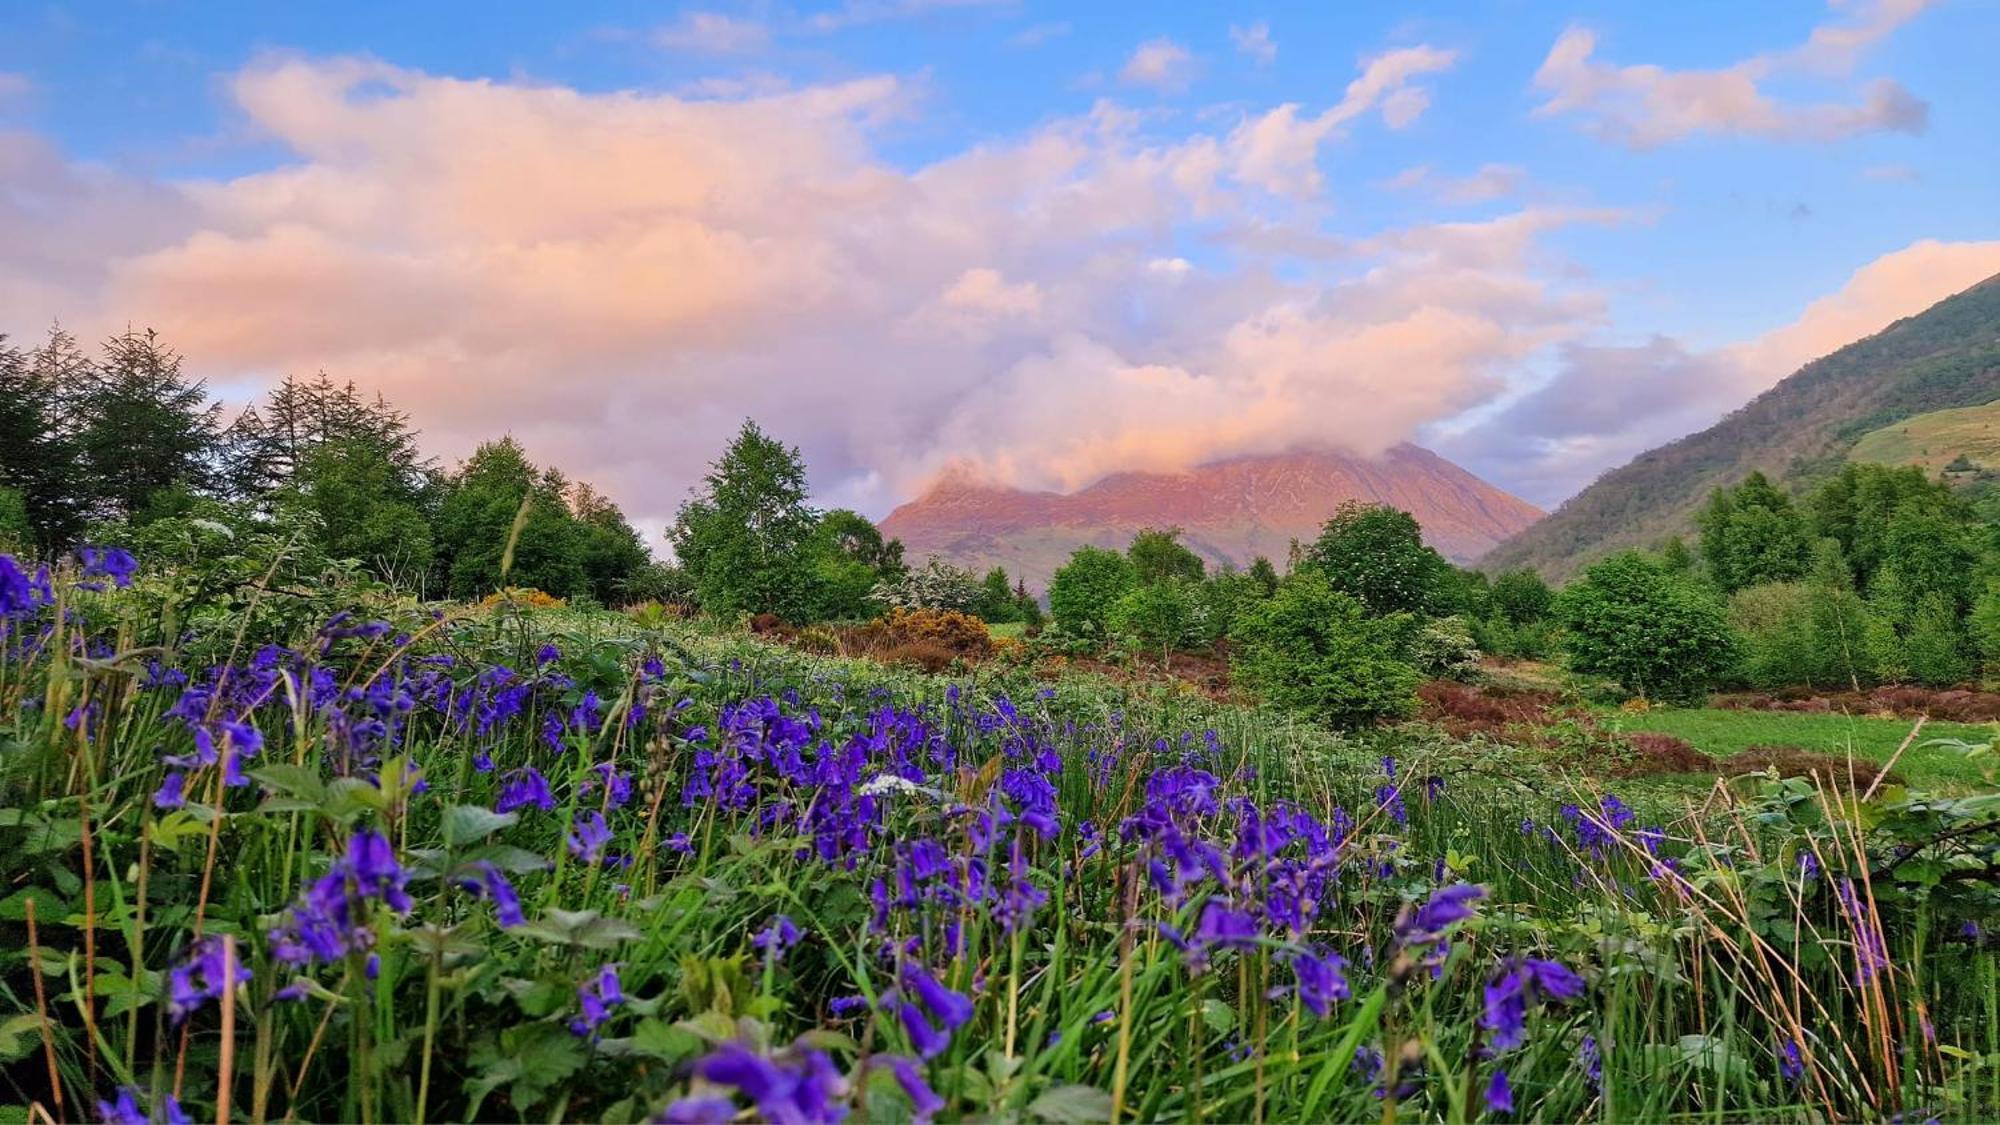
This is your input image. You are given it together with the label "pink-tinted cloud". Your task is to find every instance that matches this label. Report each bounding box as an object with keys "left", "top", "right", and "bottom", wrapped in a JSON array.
[
  {"left": 1119, "top": 38, "right": 1194, "bottom": 92},
  {"left": 653, "top": 12, "right": 771, "bottom": 54},
  {"left": 1534, "top": 1, "right": 1931, "bottom": 148},
  {"left": 1440, "top": 238, "right": 2000, "bottom": 503},
  {"left": 3, "top": 50, "right": 1611, "bottom": 534}
]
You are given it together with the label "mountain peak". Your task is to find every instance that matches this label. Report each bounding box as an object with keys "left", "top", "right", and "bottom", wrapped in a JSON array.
[{"left": 880, "top": 444, "right": 1542, "bottom": 590}]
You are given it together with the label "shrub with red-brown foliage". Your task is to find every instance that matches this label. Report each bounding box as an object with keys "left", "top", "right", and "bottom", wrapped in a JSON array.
[
  {"left": 1716, "top": 685, "right": 2000, "bottom": 722},
  {"left": 1617, "top": 732, "right": 1715, "bottom": 777},
  {"left": 1721, "top": 745, "right": 1901, "bottom": 790}
]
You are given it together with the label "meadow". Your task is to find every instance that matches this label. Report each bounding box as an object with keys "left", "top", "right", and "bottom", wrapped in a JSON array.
[
  {"left": 4, "top": 550, "right": 1998, "bottom": 1124},
  {"left": 1606, "top": 706, "right": 1998, "bottom": 792}
]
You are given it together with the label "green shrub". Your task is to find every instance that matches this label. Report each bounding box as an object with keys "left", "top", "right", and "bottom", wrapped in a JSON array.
[
  {"left": 1555, "top": 551, "right": 1735, "bottom": 703},
  {"left": 1409, "top": 614, "right": 1481, "bottom": 681},
  {"left": 1048, "top": 546, "right": 1136, "bottom": 639},
  {"left": 1729, "top": 581, "right": 1818, "bottom": 690},
  {"left": 1302, "top": 501, "right": 1461, "bottom": 617},
  {"left": 1230, "top": 573, "right": 1421, "bottom": 727}
]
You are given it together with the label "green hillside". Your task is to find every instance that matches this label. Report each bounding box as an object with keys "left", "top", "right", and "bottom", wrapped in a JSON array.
[
  {"left": 1482, "top": 272, "right": 2000, "bottom": 579},
  {"left": 1849, "top": 399, "right": 2000, "bottom": 473}
]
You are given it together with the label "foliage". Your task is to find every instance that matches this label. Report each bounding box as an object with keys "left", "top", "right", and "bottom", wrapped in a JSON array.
[
  {"left": 1728, "top": 582, "right": 1819, "bottom": 691},
  {"left": 1246, "top": 555, "right": 1280, "bottom": 596},
  {"left": 1107, "top": 579, "right": 1203, "bottom": 660},
  {"left": 1487, "top": 275, "right": 2000, "bottom": 578},
  {"left": 871, "top": 558, "right": 982, "bottom": 615},
  {"left": 72, "top": 328, "right": 222, "bottom": 522},
  {"left": 279, "top": 438, "right": 437, "bottom": 586},
  {"left": 1903, "top": 593, "right": 1972, "bottom": 687},
  {"left": 0, "top": 331, "right": 87, "bottom": 551},
  {"left": 1488, "top": 568, "right": 1554, "bottom": 624},
  {"left": 1230, "top": 572, "right": 1422, "bottom": 727},
  {"left": 1408, "top": 614, "right": 1482, "bottom": 681},
  {"left": 1556, "top": 551, "right": 1736, "bottom": 703},
  {"left": 1807, "top": 462, "right": 1965, "bottom": 591},
  {"left": 1302, "top": 501, "right": 1460, "bottom": 618},
  {"left": 668, "top": 420, "right": 823, "bottom": 620},
  {"left": 1695, "top": 471, "right": 1809, "bottom": 593},
  {"left": 434, "top": 438, "right": 588, "bottom": 599},
  {"left": 1126, "top": 526, "right": 1206, "bottom": 584},
  {"left": 1046, "top": 546, "right": 1136, "bottom": 639}
]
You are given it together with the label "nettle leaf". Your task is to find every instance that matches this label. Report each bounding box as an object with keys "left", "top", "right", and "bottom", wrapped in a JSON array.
[
  {"left": 0, "top": 1013, "right": 45, "bottom": 1063},
  {"left": 251, "top": 764, "right": 327, "bottom": 804},
  {"left": 443, "top": 805, "right": 518, "bottom": 848},
  {"left": 0, "top": 890, "right": 69, "bottom": 923},
  {"left": 1027, "top": 1083, "right": 1115, "bottom": 1123},
  {"left": 467, "top": 1023, "right": 585, "bottom": 1112},
  {"left": 459, "top": 844, "right": 551, "bottom": 875},
  {"left": 145, "top": 810, "right": 210, "bottom": 853},
  {"left": 1200, "top": 997, "right": 1235, "bottom": 1035},
  {"left": 517, "top": 908, "right": 641, "bottom": 950}
]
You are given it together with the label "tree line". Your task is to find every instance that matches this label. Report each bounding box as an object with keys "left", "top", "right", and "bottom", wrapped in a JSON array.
[{"left": 0, "top": 325, "right": 654, "bottom": 603}]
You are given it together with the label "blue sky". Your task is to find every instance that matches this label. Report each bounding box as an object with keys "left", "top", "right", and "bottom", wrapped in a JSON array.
[{"left": 1, "top": 1, "right": 1995, "bottom": 524}]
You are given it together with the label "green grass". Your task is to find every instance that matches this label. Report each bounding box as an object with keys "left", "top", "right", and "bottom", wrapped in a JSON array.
[
  {"left": 986, "top": 620, "right": 1027, "bottom": 640},
  {"left": 1850, "top": 398, "right": 2000, "bottom": 473},
  {"left": 1601, "top": 705, "right": 1999, "bottom": 790}
]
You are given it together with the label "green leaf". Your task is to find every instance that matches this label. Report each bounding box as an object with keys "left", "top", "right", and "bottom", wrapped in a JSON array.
[
  {"left": 1027, "top": 1084, "right": 1115, "bottom": 1123},
  {"left": 1200, "top": 997, "right": 1235, "bottom": 1035},
  {"left": 250, "top": 764, "right": 327, "bottom": 804},
  {"left": 443, "top": 805, "right": 518, "bottom": 848},
  {"left": 0, "top": 1013, "right": 45, "bottom": 1063}
]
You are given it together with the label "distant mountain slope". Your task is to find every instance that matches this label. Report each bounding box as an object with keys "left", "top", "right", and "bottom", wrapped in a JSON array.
[
  {"left": 1850, "top": 400, "right": 2000, "bottom": 473},
  {"left": 879, "top": 445, "right": 1544, "bottom": 591},
  {"left": 1481, "top": 273, "right": 2000, "bottom": 580}
]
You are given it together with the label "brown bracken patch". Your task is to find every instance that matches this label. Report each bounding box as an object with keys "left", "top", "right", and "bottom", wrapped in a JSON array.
[{"left": 1720, "top": 745, "right": 1902, "bottom": 791}]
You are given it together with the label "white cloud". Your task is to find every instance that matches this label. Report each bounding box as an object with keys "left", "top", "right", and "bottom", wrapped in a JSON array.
[
  {"left": 1230, "top": 22, "right": 1276, "bottom": 66},
  {"left": 1008, "top": 21, "right": 1070, "bottom": 47},
  {"left": 1, "top": 50, "right": 1610, "bottom": 528},
  {"left": 1119, "top": 38, "right": 1194, "bottom": 92},
  {"left": 1224, "top": 45, "right": 1458, "bottom": 198},
  {"left": 1533, "top": 0, "right": 1931, "bottom": 148},
  {"left": 654, "top": 12, "right": 771, "bottom": 54}
]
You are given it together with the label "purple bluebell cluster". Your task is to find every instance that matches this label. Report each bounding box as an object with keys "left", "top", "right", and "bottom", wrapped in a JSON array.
[
  {"left": 571, "top": 963, "right": 624, "bottom": 1037},
  {"left": 665, "top": 1041, "right": 849, "bottom": 1124},
  {"left": 166, "top": 936, "right": 249, "bottom": 1023},
  {"left": 268, "top": 828, "right": 412, "bottom": 968}
]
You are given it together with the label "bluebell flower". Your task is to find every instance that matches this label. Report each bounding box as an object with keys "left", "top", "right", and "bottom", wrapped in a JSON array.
[
  {"left": 455, "top": 861, "right": 525, "bottom": 927},
  {"left": 1289, "top": 948, "right": 1350, "bottom": 1017},
  {"left": 167, "top": 935, "right": 249, "bottom": 1023},
  {"left": 1484, "top": 1068, "right": 1514, "bottom": 1114},
  {"left": 881, "top": 1055, "right": 944, "bottom": 1122},
  {"left": 1778, "top": 1038, "right": 1804, "bottom": 1085},
  {"left": 752, "top": 914, "right": 802, "bottom": 957},
  {"left": 1396, "top": 883, "right": 1485, "bottom": 948},
  {"left": 1481, "top": 957, "right": 1585, "bottom": 1050},
  {"left": 77, "top": 545, "right": 138, "bottom": 588},
  {"left": 568, "top": 810, "right": 612, "bottom": 863},
  {"left": 495, "top": 766, "right": 555, "bottom": 813},
  {"left": 570, "top": 963, "right": 623, "bottom": 1037},
  {"left": 676, "top": 1042, "right": 849, "bottom": 1125}
]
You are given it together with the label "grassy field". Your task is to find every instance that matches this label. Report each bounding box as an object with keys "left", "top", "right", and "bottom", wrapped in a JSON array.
[
  {"left": 986, "top": 620, "right": 1027, "bottom": 640},
  {"left": 1603, "top": 705, "right": 1998, "bottom": 790},
  {"left": 1850, "top": 399, "right": 2000, "bottom": 473}
]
